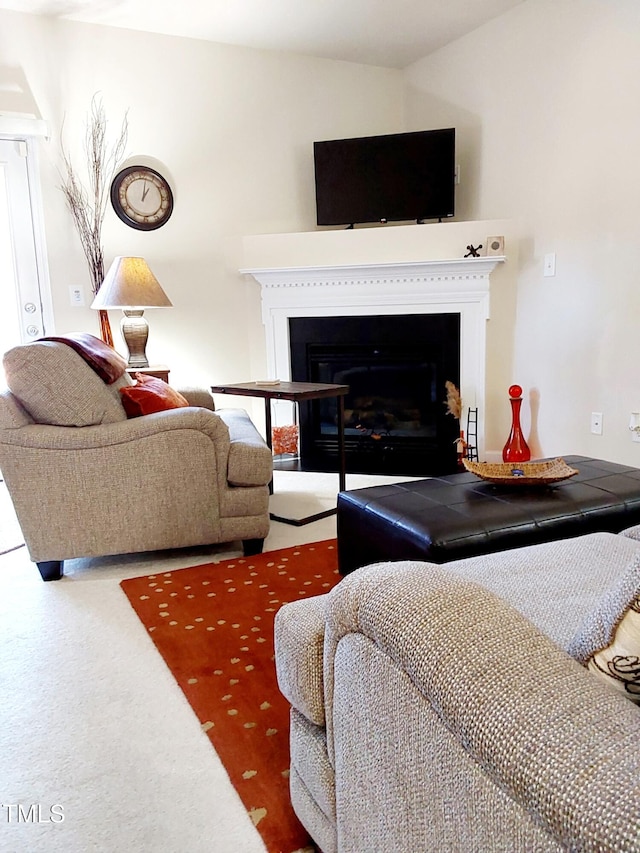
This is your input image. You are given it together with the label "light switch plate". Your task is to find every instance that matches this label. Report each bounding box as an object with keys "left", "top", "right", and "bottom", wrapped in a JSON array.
[{"left": 544, "top": 253, "right": 556, "bottom": 277}]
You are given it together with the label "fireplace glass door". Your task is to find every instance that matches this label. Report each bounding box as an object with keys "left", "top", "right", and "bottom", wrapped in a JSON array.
[{"left": 289, "top": 314, "right": 461, "bottom": 476}]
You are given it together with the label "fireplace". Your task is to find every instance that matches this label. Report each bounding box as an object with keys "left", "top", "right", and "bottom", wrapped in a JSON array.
[
  {"left": 290, "top": 314, "right": 460, "bottom": 475},
  {"left": 241, "top": 235, "right": 506, "bottom": 467}
]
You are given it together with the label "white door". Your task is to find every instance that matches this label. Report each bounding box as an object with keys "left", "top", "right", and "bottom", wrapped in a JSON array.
[{"left": 0, "top": 137, "right": 50, "bottom": 365}]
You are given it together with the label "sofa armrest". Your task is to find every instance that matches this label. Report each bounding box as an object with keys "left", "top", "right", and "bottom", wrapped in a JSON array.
[
  {"left": 323, "top": 561, "right": 640, "bottom": 851},
  {"left": 275, "top": 594, "right": 328, "bottom": 726}
]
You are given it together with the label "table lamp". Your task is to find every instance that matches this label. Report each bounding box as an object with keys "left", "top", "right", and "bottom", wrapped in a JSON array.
[{"left": 91, "top": 256, "right": 172, "bottom": 368}]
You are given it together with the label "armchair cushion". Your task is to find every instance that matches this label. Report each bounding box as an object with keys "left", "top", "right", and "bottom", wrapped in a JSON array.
[
  {"left": 120, "top": 373, "right": 189, "bottom": 417},
  {"left": 3, "top": 340, "right": 131, "bottom": 426}
]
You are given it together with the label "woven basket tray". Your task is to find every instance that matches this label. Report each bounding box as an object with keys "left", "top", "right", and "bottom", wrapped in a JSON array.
[{"left": 462, "top": 457, "right": 579, "bottom": 486}]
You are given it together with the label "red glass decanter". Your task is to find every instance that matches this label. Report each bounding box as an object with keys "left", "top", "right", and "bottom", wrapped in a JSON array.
[{"left": 502, "top": 384, "right": 531, "bottom": 463}]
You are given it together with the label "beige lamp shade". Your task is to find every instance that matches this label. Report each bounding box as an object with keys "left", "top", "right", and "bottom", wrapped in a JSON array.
[
  {"left": 91, "top": 257, "right": 172, "bottom": 309},
  {"left": 91, "top": 257, "right": 172, "bottom": 369}
]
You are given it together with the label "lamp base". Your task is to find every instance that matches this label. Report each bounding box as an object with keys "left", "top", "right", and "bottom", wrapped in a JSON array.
[{"left": 121, "top": 310, "right": 149, "bottom": 368}]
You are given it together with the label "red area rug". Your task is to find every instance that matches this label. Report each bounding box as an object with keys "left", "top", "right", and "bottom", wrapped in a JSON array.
[{"left": 120, "top": 540, "right": 340, "bottom": 853}]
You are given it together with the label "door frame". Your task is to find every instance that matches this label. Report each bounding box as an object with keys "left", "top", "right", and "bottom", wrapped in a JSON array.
[{"left": 0, "top": 117, "right": 54, "bottom": 345}]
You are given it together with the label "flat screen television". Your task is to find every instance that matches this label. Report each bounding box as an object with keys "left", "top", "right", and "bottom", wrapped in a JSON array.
[{"left": 314, "top": 128, "right": 455, "bottom": 227}]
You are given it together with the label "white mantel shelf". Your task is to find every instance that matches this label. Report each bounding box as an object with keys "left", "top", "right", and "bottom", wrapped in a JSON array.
[{"left": 241, "top": 256, "right": 504, "bottom": 287}]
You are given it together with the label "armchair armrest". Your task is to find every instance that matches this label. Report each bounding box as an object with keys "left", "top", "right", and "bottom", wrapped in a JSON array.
[
  {"left": 322, "top": 561, "right": 640, "bottom": 851},
  {"left": 215, "top": 408, "right": 272, "bottom": 486},
  {"left": 176, "top": 387, "right": 215, "bottom": 410}
]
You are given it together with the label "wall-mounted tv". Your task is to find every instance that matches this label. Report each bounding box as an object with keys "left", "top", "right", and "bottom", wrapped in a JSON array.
[{"left": 314, "top": 128, "right": 455, "bottom": 227}]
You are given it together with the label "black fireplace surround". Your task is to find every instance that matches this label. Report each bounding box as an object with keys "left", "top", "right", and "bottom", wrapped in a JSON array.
[{"left": 289, "top": 313, "right": 461, "bottom": 476}]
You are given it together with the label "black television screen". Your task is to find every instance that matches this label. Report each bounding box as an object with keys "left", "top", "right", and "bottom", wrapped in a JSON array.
[{"left": 314, "top": 128, "right": 455, "bottom": 227}]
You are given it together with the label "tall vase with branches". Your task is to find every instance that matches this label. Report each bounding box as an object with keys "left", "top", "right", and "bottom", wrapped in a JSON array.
[{"left": 59, "top": 95, "right": 128, "bottom": 346}]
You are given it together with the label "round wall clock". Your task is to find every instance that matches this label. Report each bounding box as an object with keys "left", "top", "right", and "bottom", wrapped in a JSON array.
[{"left": 110, "top": 165, "right": 173, "bottom": 231}]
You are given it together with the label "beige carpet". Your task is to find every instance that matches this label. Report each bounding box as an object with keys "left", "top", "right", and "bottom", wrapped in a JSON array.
[
  {"left": 269, "top": 468, "right": 423, "bottom": 521},
  {"left": 0, "top": 478, "right": 24, "bottom": 556},
  {"left": 0, "top": 469, "right": 416, "bottom": 853}
]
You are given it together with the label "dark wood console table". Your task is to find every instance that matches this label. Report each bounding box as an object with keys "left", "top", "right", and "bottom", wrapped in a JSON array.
[{"left": 210, "top": 380, "right": 349, "bottom": 525}]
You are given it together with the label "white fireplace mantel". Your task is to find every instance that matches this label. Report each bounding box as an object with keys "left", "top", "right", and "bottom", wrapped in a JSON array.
[{"left": 243, "top": 255, "right": 502, "bottom": 283}]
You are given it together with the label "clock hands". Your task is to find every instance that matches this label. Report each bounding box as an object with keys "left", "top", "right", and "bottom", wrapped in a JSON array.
[{"left": 141, "top": 182, "right": 150, "bottom": 203}]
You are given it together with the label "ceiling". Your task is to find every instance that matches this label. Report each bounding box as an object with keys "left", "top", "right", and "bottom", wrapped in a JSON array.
[{"left": 0, "top": 0, "right": 525, "bottom": 68}]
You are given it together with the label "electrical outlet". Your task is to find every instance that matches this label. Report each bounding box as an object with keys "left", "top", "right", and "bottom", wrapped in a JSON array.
[
  {"left": 69, "top": 285, "right": 85, "bottom": 307},
  {"left": 590, "top": 411, "right": 603, "bottom": 435}
]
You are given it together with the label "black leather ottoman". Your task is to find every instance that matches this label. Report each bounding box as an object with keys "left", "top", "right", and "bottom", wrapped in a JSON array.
[{"left": 337, "top": 455, "right": 640, "bottom": 575}]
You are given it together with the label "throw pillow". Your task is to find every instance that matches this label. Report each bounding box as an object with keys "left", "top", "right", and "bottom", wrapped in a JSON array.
[
  {"left": 120, "top": 373, "right": 189, "bottom": 417},
  {"left": 587, "top": 595, "right": 640, "bottom": 704}
]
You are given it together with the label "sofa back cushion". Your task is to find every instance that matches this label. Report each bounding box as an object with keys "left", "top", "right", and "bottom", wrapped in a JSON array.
[{"left": 3, "top": 340, "right": 131, "bottom": 426}]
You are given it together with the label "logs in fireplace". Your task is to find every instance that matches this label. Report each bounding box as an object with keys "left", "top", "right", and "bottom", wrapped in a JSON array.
[{"left": 289, "top": 313, "right": 461, "bottom": 476}]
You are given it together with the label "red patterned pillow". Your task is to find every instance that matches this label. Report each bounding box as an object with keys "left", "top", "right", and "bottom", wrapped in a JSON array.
[{"left": 120, "top": 373, "right": 189, "bottom": 418}]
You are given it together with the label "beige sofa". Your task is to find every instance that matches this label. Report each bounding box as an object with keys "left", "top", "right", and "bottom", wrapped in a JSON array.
[
  {"left": 0, "top": 338, "right": 272, "bottom": 580},
  {"left": 275, "top": 530, "right": 640, "bottom": 852}
]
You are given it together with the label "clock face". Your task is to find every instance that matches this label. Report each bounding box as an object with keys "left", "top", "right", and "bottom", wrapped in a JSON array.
[{"left": 110, "top": 166, "right": 173, "bottom": 231}]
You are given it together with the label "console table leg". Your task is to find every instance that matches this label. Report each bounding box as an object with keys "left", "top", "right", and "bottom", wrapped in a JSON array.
[
  {"left": 264, "top": 398, "right": 273, "bottom": 495},
  {"left": 337, "top": 395, "right": 346, "bottom": 493}
]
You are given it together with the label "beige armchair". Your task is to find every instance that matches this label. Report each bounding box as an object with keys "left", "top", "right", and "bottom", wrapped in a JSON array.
[{"left": 0, "top": 337, "right": 272, "bottom": 581}]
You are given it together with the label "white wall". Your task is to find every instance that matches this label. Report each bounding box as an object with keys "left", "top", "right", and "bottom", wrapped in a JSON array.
[
  {"left": 0, "top": 9, "right": 403, "bottom": 424},
  {"left": 404, "top": 0, "right": 640, "bottom": 462},
  {"left": 6, "top": 2, "right": 639, "bottom": 463}
]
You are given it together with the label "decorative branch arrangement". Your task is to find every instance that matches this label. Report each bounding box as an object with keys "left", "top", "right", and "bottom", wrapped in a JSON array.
[
  {"left": 444, "top": 380, "right": 462, "bottom": 420},
  {"left": 59, "top": 95, "right": 128, "bottom": 345}
]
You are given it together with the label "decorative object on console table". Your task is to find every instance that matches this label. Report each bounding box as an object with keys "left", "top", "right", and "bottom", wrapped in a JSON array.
[
  {"left": 91, "top": 257, "right": 172, "bottom": 368},
  {"left": 464, "top": 244, "right": 483, "bottom": 258},
  {"left": 502, "top": 384, "right": 531, "bottom": 463},
  {"left": 58, "top": 94, "right": 128, "bottom": 347}
]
